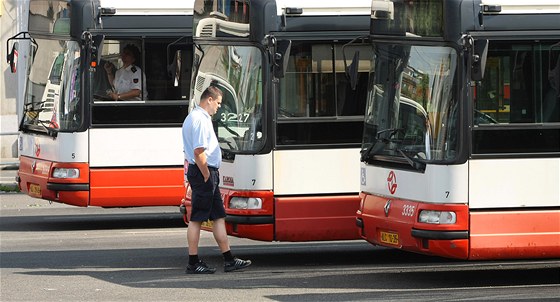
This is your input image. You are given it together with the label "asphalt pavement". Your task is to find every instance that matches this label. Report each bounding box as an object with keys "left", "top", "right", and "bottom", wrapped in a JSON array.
[{"left": 2, "top": 193, "right": 559, "bottom": 301}]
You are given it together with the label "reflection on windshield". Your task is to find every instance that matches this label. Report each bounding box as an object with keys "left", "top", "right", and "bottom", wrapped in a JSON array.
[
  {"left": 23, "top": 39, "right": 81, "bottom": 133},
  {"left": 363, "top": 44, "right": 458, "bottom": 163},
  {"left": 194, "top": 44, "right": 263, "bottom": 153}
]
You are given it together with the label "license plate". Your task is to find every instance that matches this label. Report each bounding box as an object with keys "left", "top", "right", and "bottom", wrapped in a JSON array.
[
  {"left": 380, "top": 231, "right": 399, "bottom": 245},
  {"left": 29, "top": 183, "right": 41, "bottom": 197},
  {"left": 201, "top": 220, "right": 214, "bottom": 229}
]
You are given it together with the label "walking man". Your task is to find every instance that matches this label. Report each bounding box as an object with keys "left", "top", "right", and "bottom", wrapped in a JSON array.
[{"left": 182, "top": 85, "right": 252, "bottom": 274}]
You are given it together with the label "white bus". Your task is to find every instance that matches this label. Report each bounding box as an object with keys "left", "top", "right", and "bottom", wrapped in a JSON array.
[
  {"left": 11, "top": 0, "right": 194, "bottom": 207},
  {"left": 356, "top": 0, "right": 560, "bottom": 259},
  {"left": 183, "top": 0, "right": 372, "bottom": 241}
]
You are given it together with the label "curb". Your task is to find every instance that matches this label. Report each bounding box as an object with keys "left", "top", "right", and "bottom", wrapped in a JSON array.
[{"left": 0, "top": 159, "right": 20, "bottom": 192}]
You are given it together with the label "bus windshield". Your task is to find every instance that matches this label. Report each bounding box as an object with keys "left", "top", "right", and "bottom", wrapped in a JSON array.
[
  {"left": 362, "top": 43, "right": 459, "bottom": 163},
  {"left": 194, "top": 44, "right": 264, "bottom": 153},
  {"left": 22, "top": 38, "right": 82, "bottom": 134}
]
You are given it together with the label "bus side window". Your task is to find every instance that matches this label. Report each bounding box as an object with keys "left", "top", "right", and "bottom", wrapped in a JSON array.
[
  {"left": 544, "top": 45, "right": 560, "bottom": 122},
  {"left": 145, "top": 45, "right": 191, "bottom": 101},
  {"left": 510, "top": 51, "right": 534, "bottom": 123},
  {"left": 144, "top": 44, "right": 168, "bottom": 100}
]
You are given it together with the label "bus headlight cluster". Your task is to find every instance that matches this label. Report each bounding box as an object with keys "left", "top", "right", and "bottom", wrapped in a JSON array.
[
  {"left": 418, "top": 210, "right": 456, "bottom": 224},
  {"left": 229, "top": 197, "right": 262, "bottom": 209},
  {"left": 52, "top": 168, "right": 80, "bottom": 179}
]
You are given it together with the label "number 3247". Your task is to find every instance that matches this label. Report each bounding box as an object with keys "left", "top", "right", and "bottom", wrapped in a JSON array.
[{"left": 220, "top": 113, "right": 249, "bottom": 123}]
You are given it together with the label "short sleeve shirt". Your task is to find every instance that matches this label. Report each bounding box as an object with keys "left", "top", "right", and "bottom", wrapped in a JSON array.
[
  {"left": 114, "top": 65, "right": 145, "bottom": 101},
  {"left": 182, "top": 106, "right": 221, "bottom": 168}
]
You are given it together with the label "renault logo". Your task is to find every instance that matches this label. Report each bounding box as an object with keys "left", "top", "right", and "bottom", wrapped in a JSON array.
[{"left": 384, "top": 200, "right": 391, "bottom": 217}]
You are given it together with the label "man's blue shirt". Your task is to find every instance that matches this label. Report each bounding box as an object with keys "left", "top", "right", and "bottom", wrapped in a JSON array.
[{"left": 182, "top": 106, "right": 221, "bottom": 168}]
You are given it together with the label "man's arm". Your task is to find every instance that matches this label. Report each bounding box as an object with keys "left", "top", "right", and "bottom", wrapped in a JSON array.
[
  {"left": 117, "top": 89, "right": 141, "bottom": 100},
  {"left": 194, "top": 147, "right": 210, "bottom": 182}
]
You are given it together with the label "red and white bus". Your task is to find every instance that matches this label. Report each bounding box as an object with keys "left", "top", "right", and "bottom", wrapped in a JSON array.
[
  {"left": 183, "top": 0, "right": 372, "bottom": 241},
  {"left": 356, "top": 0, "right": 560, "bottom": 259},
  {"left": 11, "top": 0, "right": 194, "bottom": 207}
]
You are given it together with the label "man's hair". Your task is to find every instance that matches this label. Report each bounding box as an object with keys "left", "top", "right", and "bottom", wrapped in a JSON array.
[
  {"left": 123, "top": 44, "right": 140, "bottom": 62},
  {"left": 201, "top": 85, "right": 223, "bottom": 101}
]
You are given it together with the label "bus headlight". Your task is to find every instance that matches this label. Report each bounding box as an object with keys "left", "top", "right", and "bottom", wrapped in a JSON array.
[
  {"left": 52, "top": 168, "right": 80, "bottom": 179},
  {"left": 229, "top": 197, "right": 262, "bottom": 210},
  {"left": 418, "top": 210, "right": 456, "bottom": 224}
]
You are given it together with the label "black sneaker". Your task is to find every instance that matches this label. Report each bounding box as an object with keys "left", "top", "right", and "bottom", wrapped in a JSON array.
[
  {"left": 186, "top": 260, "right": 216, "bottom": 274},
  {"left": 224, "top": 258, "right": 252, "bottom": 272}
]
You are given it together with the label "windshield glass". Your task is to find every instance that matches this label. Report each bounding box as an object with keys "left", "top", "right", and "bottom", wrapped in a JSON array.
[
  {"left": 362, "top": 43, "right": 458, "bottom": 163},
  {"left": 193, "top": 44, "right": 264, "bottom": 153},
  {"left": 23, "top": 38, "right": 82, "bottom": 133}
]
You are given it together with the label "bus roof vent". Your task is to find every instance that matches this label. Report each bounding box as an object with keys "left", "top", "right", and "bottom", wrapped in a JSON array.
[
  {"left": 196, "top": 75, "right": 206, "bottom": 92},
  {"left": 196, "top": 20, "right": 217, "bottom": 38}
]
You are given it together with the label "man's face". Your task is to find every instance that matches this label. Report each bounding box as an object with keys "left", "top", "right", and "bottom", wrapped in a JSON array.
[
  {"left": 121, "top": 49, "right": 135, "bottom": 65},
  {"left": 208, "top": 95, "right": 222, "bottom": 116}
]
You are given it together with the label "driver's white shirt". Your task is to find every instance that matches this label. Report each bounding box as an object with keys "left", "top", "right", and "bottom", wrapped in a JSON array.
[{"left": 114, "top": 65, "right": 145, "bottom": 101}]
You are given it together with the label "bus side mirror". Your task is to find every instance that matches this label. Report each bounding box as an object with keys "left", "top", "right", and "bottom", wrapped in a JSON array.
[
  {"left": 6, "top": 32, "right": 37, "bottom": 73},
  {"left": 342, "top": 37, "right": 367, "bottom": 91},
  {"left": 7, "top": 42, "right": 18, "bottom": 73},
  {"left": 273, "top": 40, "right": 291, "bottom": 78},
  {"left": 471, "top": 39, "right": 488, "bottom": 81},
  {"left": 166, "top": 36, "right": 190, "bottom": 86}
]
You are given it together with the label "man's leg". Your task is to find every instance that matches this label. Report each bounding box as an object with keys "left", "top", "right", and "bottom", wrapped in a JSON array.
[
  {"left": 185, "top": 220, "right": 216, "bottom": 274},
  {"left": 212, "top": 218, "right": 252, "bottom": 272},
  {"left": 187, "top": 220, "right": 202, "bottom": 255},
  {"left": 212, "top": 218, "right": 231, "bottom": 253}
]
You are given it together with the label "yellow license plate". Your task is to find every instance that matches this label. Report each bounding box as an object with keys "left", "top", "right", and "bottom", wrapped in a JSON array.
[
  {"left": 29, "top": 183, "right": 41, "bottom": 197},
  {"left": 201, "top": 220, "right": 214, "bottom": 229},
  {"left": 380, "top": 231, "right": 399, "bottom": 245}
]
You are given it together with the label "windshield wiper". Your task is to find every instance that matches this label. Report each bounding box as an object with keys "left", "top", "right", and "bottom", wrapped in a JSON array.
[
  {"left": 24, "top": 100, "right": 49, "bottom": 108},
  {"left": 376, "top": 127, "right": 404, "bottom": 138},
  {"left": 221, "top": 147, "right": 235, "bottom": 161},
  {"left": 360, "top": 142, "right": 382, "bottom": 162},
  {"left": 217, "top": 119, "right": 242, "bottom": 137},
  {"left": 397, "top": 149, "right": 426, "bottom": 172},
  {"left": 19, "top": 106, "right": 59, "bottom": 137},
  {"left": 36, "top": 120, "right": 59, "bottom": 137},
  {"left": 360, "top": 127, "right": 404, "bottom": 162},
  {"left": 19, "top": 107, "right": 45, "bottom": 130}
]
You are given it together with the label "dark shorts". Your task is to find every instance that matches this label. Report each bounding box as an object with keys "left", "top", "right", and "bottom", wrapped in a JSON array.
[{"left": 186, "top": 164, "right": 226, "bottom": 222}]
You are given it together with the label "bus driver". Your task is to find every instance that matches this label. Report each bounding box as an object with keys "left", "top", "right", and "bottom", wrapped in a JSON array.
[{"left": 104, "top": 44, "right": 146, "bottom": 101}]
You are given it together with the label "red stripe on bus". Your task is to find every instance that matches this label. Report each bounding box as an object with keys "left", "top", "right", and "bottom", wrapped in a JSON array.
[
  {"left": 275, "top": 195, "right": 362, "bottom": 241},
  {"left": 90, "top": 168, "right": 184, "bottom": 207},
  {"left": 470, "top": 210, "right": 560, "bottom": 259}
]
